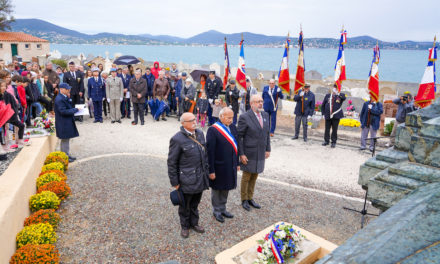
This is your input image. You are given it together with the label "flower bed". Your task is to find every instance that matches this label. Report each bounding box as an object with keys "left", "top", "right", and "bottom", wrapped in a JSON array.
[{"left": 9, "top": 151, "right": 72, "bottom": 263}]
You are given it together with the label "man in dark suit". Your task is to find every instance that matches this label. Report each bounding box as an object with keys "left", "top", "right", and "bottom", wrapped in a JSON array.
[
  {"left": 130, "top": 70, "right": 148, "bottom": 125},
  {"left": 54, "top": 83, "right": 79, "bottom": 163},
  {"left": 237, "top": 94, "right": 271, "bottom": 211},
  {"left": 118, "top": 66, "right": 131, "bottom": 119},
  {"left": 63, "top": 61, "right": 84, "bottom": 122},
  {"left": 292, "top": 84, "right": 315, "bottom": 142},
  {"left": 168, "top": 112, "right": 209, "bottom": 238},
  {"left": 205, "top": 71, "right": 222, "bottom": 125},
  {"left": 207, "top": 107, "right": 239, "bottom": 223},
  {"left": 321, "top": 84, "right": 347, "bottom": 148},
  {"left": 262, "top": 79, "right": 284, "bottom": 136},
  {"left": 88, "top": 68, "right": 106, "bottom": 123}
]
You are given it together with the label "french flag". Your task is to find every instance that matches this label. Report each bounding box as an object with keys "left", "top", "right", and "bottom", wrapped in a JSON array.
[
  {"left": 236, "top": 39, "right": 247, "bottom": 89},
  {"left": 294, "top": 30, "right": 305, "bottom": 95},
  {"left": 278, "top": 37, "right": 290, "bottom": 93},
  {"left": 270, "top": 236, "right": 284, "bottom": 264},
  {"left": 415, "top": 40, "right": 437, "bottom": 108},
  {"left": 368, "top": 44, "right": 380, "bottom": 102},
  {"left": 223, "top": 38, "right": 231, "bottom": 89},
  {"left": 334, "top": 30, "right": 347, "bottom": 91}
]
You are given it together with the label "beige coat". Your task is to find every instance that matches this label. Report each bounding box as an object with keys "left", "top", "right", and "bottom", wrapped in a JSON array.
[{"left": 105, "top": 76, "right": 124, "bottom": 100}]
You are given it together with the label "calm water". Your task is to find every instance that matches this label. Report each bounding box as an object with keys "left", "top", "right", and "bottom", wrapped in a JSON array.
[{"left": 52, "top": 44, "right": 437, "bottom": 83}]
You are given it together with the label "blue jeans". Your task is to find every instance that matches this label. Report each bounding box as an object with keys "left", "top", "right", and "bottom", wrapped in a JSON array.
[
  {"left": 93, "top": 100, "right": 103, "bottom": 121},
  {"left": 31, "top": 102, "right": 43, "bottom": 117}
]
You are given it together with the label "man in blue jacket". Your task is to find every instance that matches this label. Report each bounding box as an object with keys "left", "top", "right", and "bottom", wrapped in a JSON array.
[
  {"left": 88, "top": 68, "right": 106, "bottom": 123},
  {"left": 54, "top": 83, "right": 79, "bottom": 162},
  {"left": 262, "top": 79, "right": 284, "bottom": 136},
  {"left": 142, "top": 67, "right": 155, "bottom": 116},
  {"left": 321, "top": 84, "right": 346, "bottom": 148},
  {"left": 360, "top": 97, "right": 383, "bottom": 151},
  {"left": 292, "top": 84, "right": 315, "bottom": 142},
  {"left": 118, "top": 66, "right": 131, "bottom": 119}
]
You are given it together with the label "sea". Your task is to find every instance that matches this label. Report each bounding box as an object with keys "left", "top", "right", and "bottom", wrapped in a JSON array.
[{"left": 51, "top": 44, "right": 438, "bottom": 84}]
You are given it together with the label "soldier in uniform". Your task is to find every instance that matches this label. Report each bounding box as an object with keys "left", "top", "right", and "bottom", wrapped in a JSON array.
[
  {"left": 292, "top": 84, "right": 315, "bottom": 142},
  {"left": 88, "top": 68, "right": 106, "bottom": 123},
  {"left": 205, "top": 71, "right": 223, "bottom": 126},
  {"left": 321, "top": 84, "right": 346, "bottom": 148}
]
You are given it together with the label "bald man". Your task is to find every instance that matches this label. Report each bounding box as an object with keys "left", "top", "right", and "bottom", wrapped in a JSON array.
[
  {"left": 167, "top": 112, "right": 209, "bottom": 238},
  {"left": 207, "top": 107, "right": 240, "bottom": 223}
]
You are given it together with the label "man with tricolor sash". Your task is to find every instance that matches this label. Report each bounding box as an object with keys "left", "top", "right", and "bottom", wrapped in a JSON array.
[
  {"left": 321, "top": 84, "right": 346, "bottom": 148},
  {"left": 206, "top": 107, "right": 239, "bottom": 223},
  {"left": 262, "top": 79, "right": 284, "bottom": 136}
]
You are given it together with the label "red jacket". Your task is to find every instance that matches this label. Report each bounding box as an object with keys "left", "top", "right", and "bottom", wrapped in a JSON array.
[
  {"left": 151, "top": 61, "right": 161, "bottom": 79},
  {"left": 17, "top": 85, "right": 27, "bottom": 108}
]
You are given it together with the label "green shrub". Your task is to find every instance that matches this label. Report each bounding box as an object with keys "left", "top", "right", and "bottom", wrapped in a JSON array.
[{"left": 50, "top": 59, "right": 67, "bottom": 69}]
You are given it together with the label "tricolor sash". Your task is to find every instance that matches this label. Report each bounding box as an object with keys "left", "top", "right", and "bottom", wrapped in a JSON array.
[
  {"left": 212, "top": 122, "right": 238, "bottom": 155},
  {"left": 270, "top": 236, "right": 284, "bottom": 263}
]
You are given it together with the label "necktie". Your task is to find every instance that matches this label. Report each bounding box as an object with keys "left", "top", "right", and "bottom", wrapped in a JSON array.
[
  {"left": 257, "top": 112, "right": 263, "bottom": 128},
  {"left": 72, "top": 72, "right": 75, "bottom": 79},
  {"left": 95, "top": 78, "right": 98, "bottom": 82}
]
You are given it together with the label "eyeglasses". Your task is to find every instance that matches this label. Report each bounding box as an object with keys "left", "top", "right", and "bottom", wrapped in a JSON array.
[
  {"left": 183, "top": 119, "right": 196, "bottom": 122},
  {"left": 253, "top": 100, "right": 264, "bottom": 103}
]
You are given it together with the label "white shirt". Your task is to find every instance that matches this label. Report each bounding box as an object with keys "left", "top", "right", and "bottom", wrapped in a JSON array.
[{"left": 184, "top": 128, "right": 195, "bottom": 137}]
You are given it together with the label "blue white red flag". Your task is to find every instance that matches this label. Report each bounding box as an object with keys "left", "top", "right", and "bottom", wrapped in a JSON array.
[
  {"left": 223, "top": 38, "right": 231, "bottom": 89},
  {"left": 334, "top": 30, "right": 347, "bottom": 91},
  {"left": 294, "top": 30, "right": 305, "bottom": 95},
  {"left": 415, "top": 37, "right": 437, "bottom": 108},
  {"left": 278, "top": 36, "right": 290, "bottom": 93},
  {"left": 236, "top": 39, "right": 246, "bottom": 89},
  {"left": 368, "top": 43, "right": 380, "bottom": 102}
]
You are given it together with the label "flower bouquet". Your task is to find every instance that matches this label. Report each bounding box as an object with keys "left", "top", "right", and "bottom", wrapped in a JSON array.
[
  {"left": 315, "top": 101, "right": 322, "bottom": 112},
  {"left": 255, "top": 223, "right": 305, "bottom": 264},
  {"left": 33, "top": 109, "right": 55, "bottom": 134},
  {"left": 345, "top": 100, "right": 356, "bottom": 117}
]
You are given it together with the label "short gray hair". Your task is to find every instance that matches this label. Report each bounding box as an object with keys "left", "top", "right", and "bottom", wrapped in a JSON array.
[
  {"left": 219, "top": 107, "right": 233, "bottom": 117},
  {"left": 135, "top": 69, "right": 142, "bottom": 75}
]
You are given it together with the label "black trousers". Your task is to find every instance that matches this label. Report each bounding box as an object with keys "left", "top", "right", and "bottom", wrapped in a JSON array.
[
  {"left": 39, "top": 97, "right": 52, "bottom": 112},
  {"left": 103, "top": 99, "right": 109, "bottom": 117},
  {"left": 8, "top": 114, "right": 25, "bottom": 140},
  {"left": 132, "top": 102, "right": 144, "bottom": 123},
  {"left": 178, "top": 192, "right": 202, "bottom": 229},
  {"left": 324, "top": 118, "right": 340, "bottom": 144}
]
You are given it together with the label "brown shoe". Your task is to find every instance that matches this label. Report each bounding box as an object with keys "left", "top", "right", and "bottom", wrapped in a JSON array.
[
  {"left": 270, "top": 133, "right": 274, "bottom": 137},
  {"left": 181, "top": 228, "right": 189, "bottom": 238},
  {"left": 191, "top": 225, "right": 205, "bottom": 233}
]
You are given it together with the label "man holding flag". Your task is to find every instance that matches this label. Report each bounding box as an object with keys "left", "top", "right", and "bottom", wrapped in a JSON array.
[
  {"left": 360, "top": 44, "right": 383, "bottom": 151},
  {"left": 414, "top": 37, "right": 437, "bottom": 108}
]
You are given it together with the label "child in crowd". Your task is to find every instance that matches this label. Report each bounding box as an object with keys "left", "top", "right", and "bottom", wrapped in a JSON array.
[
  {"left": 196, "top": 91, "right": 209, "bottom": 128},
  {"left": 211, "top": 98, "right": 223, "bottom": 123},
  {"left": 0, "top": 80, "right": 28, "bottom": 151},
  {"left": 12, "top": 75, "right": 26, "bottom": 122}
]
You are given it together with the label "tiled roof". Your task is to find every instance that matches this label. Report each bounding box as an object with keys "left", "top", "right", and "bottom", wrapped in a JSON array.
[{"left": 0, "top": 32, "right": 49, "bottom": 42}]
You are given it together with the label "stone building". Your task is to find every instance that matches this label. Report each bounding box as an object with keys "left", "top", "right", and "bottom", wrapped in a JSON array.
[{"left": 0, "top": 32, "right": 50, "bottom": 63}]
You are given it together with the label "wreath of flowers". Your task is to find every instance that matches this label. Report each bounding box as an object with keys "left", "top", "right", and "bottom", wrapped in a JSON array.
[
  {"left": 255, "top": 223, "right": 305, "bottom": 264},
  {"left": 33, "top": 109, "right": 55, "bottom": 134}
]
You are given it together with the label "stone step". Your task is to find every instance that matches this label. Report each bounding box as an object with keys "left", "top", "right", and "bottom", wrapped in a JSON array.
[
  {"left": 375, "top": 148, "right": 408, "bottom": 163},
  {"left": 388, "top": 161, "right": 440, "bottom": 182},
  {"left": 375, "top": 170, "right": 426, "bottom": 190},
  {"left": 409, "top": 135, "right": 440, "bottom": 168},
  {"left": 420, "top": 116, "right": 440, "bottom": 139},
  {"left": 406, "top": 103, "right": 440, "bottom": 128},
  {"left": 368, "top": 172, "right": 413, "bottom": 211},
  {"left": 358, "top": 157, "right": 393, "bottom": 187}
]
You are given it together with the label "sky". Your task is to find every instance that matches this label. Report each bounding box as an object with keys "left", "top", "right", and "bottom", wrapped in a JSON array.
[{"left": 13, "top": 0, "right": 439, "bottom": 42}]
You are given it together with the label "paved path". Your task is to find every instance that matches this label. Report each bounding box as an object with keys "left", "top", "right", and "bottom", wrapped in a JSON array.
[{"left": 56, "top": 115, "right": 378, "bottom": 263}]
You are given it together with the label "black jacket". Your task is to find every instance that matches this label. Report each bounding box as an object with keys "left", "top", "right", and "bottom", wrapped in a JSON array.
[
  {"left": 205, "top": 78, "right": 222, "bottom": 100},
  {"left": 26, "top": 83, "right": 41, "bottom": 103},
  {"left": 196, "top": 98, "right": 209, "bottom": 113},
  {"left": 321, "top": 93, "right": 346, "bottom": 120},
  {"left": 63, "top": 71, "right": 84, "bottom": 96},
  {"left": 167, "top": 127, "right": 209, "bottom": 194},
  {"left": 294, "top": 90, "right": 315, "bottom": 116},
  {"left": 0, "top": 91, "right": 19, "bottom": 114},
  {"left": 225, "top": 85, "right": 240, "bottom": 113}
]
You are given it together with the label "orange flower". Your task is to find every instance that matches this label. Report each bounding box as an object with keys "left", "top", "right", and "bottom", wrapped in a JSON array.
[
  {"left": 24, "top": 209, "right": 61, "bottom": 229},
  {"left": 9, "top": 244, "right": 59, "bottom": 264},
  {"left": 37, "top": 181, "right": 71, "bottom": 201}
]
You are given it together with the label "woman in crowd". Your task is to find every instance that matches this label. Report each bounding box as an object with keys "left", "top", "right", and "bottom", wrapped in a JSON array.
[
  {"left": 83, "top": 69, "right": 94, "bottom": 118},
  {"left": 196, "top": 74, "right": 207, "bottom": 99}
]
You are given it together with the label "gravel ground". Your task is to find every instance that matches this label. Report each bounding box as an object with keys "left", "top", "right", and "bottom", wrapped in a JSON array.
[
  {"left": 71, "top": 114, "right": 370, "bottom": 198},
  {"left": 0, "top": 148, "right": 22, "bottom": 176},
  {"left": 57, "top": 155, "right": 378, "bottom": 264}
]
